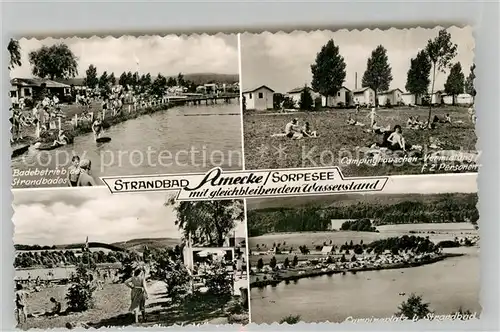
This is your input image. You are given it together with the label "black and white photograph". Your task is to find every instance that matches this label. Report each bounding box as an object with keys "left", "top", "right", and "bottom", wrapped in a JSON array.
[
  {"left": 241, "top": 27, "right": 478, "bottom": 176},
  {"left": 246, "top": 174, "right": 480, "bottom": 324},
  {"left": 9, "top": 34, "right": 242, "bottom": 189},
  {"left": 13, "top": 188, "right": 249, "bottom": 329}
]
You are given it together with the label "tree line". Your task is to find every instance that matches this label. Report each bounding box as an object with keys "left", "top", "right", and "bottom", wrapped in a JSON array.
[
  {"left": 83, "top": 65, "right": 200, "bottom": 98},
  {"left": 14, "top": 248, "right": 132, "bottom": 269},
  {"left": 309, "top": 28, "right": 476, "bottom": 123},
  {"left": 247, "top": 193, "right": 478, "bottom": 237},
  {"left": 340, "top": 218, "right": 377, "bottom": 232},
  {"left": 7, "top": 40, "right": 238, "bottom": 99}
]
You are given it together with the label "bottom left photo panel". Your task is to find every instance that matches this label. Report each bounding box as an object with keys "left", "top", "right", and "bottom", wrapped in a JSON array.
[{"left": 12, "top": 188, "right": 249, "bottom": 329}]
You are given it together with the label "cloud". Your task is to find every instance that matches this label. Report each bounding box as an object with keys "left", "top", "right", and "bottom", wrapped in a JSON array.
[
  {"left": 241, "top": 26, "right": 474, "bottom": 93},
  {"left": 13, "top": 188, "right": 181, "bottom": 245},
  {"left": 13, "top": 187, "right": 246, "bottom": 246},
  {"left": 10, "top": 34, "right": 239, "bottom": 78}
]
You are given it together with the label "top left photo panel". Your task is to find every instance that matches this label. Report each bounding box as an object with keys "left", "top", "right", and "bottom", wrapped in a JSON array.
[{"left": 9, "top": 34, "right": 242, "bottom": 189}]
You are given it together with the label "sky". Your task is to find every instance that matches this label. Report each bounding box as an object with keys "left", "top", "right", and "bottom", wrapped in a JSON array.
[
  {"left": 241, "top": 26, "right": 475, "bottom": 93},
  {"left": 10, "top": 33, "right": 239, "bottom": 79},
  {"left": 13, "top": 188, "right": 246, "bottom": 246}
]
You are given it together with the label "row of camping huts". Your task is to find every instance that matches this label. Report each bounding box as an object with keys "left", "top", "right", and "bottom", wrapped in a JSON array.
[{"left": 242, "top": 85, "right": 474, "bottom": 111}]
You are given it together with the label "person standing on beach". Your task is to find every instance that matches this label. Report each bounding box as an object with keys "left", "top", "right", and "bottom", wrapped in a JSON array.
[
  {"left": 125, "top": 268, "right": 149, "bottom": 324},
  {"left": 15, "top": 284, "right": 29, "bottom": 326},
  {"left": 235, "top": 253, "right": 244, "bottom": 279},
  {"left": 77, "top": 159, "right": 96, "bottom": 186}
]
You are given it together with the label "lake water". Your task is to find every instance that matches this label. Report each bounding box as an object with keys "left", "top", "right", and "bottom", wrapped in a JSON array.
[
  {"left": 250, "top": 247, "right": 480, "bottom": 324},
  {"left": 15, "top": 267, "right": 77, "bottom": 280},
  {"left": 12, "top": 103, "right": 242, "bottom": 188}
]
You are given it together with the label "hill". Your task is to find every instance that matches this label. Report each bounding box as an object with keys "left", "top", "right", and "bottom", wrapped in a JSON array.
[
  {"left": 179, "top": 73, "right": 239, "bottom": 85},
  {"left": 111, "top": 237, "right": 182, "bottom": 251},
  {"left": 247, "top": 193, "right": 479, "bottom": 237},
  {"left": 15, "top": 238, "right": 181, "bottom": 252},
  {"left": 247, "top": 193, "right": 476, "bottom": 211}
]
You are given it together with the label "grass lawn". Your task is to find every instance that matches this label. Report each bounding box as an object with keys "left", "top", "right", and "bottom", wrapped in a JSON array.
[
  {"left": 20, "top": 280, "right": 249, "bottom": 329},
  {"left": 243, "top": 106, "right": 477, "bottom": 176},
  {"left": 22, "top": 283, "right": 130, "bottom": 329}
]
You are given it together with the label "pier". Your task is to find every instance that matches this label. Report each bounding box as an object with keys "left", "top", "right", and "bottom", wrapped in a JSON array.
[{"left": 167, "top": 93, "right": 239, "bottom": 106}]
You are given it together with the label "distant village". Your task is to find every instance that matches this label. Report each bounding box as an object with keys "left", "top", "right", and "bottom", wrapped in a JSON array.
[
  {"left": 10, "top": 77, "right": 240, "bottom": 106},
  {"left": 242, "top": 82, "right": 474, "bottom": 111}
]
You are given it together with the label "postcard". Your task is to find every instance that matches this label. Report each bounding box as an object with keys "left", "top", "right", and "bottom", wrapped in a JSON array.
[{"left": 8, "top": 25, "right": 482, "bottom": 329}]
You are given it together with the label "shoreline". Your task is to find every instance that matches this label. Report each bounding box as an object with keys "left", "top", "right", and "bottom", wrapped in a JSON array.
[
  {"left": 11, "top": 102, "right": 173, "bottom": 156},
  {"left": 250, "top": 253, "right": 463, "bottom": 289}
]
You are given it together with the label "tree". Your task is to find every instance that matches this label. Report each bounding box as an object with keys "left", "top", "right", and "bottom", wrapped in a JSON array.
[
  {"left": 464, "top": 64, "right": 476, "bottom": 103},
  {"left": 170, "top": 200, "right": 243, "bottom": 247},
  {"left": 131, "top": 72, "right": 139, "bottom": 87},
  {"left": 139, "top": 73, "right": 152, "bottom": 93},
  {"left": 396, "top": 294, "right": 433, "bottom": 320},
  {"left": 167, "top": 77, "right": 177, "bottom": 87},
  {"left": 98, "top": 71, "right": 109, "bottom": 89},
  {"left": 292, "top": 255, "right": 298, "bottom": 267},
  {"left": 108, "top": 72, "right": 116, "bottom": 86},
  {"left": 299, "top": 85, "right": 314, "bottom": 111},
  {"left": 405, "top": 50, "right": 432, "bottom": 104},
  {"left": 118, "top": 72, "right": 128, "bottom": 87},
  {"left": 151, "top": 73, "right": 167, "bottom": 98},
  {"left": 8, "top": 38, "right": 22, "bottom": 70},
  {"left": 444, "top": 62, "right": 465, "bottom": 105},
  {"left": 283, "top": 257, "right": 290, "bottom": 268},
  {"left": 28, "top": 43, "right": 78, "bottom": 79},
  {"left": 362, "top": 45, "right": 393, "bottom": 107},
  {"left": 66, "top": 264, "right": 96, "bottom": 312},
  {"left": 425, "top": 29, "right": 458, "bottom": 124},
  {"left": 177, "top": 73, "right": 185, "bottom": 87},
  {"left": 310, "top": 39, "right": 347, "bottom": 106},
  {"left": 98, "top": 71, "right": 111, "bottom": 96},
  {"left": 84, "top": 65, "right": 99, "bottom": 89}
]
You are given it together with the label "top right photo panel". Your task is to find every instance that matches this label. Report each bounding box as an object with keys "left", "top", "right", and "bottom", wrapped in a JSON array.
[{"left": 241, "top": 26, "right": 477, "bottom": 176}]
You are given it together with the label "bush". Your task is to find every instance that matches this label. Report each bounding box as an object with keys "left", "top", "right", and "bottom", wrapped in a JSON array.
[
  {"left": 204, "top": 260, "right": 232, "bottom": 296},
  {"left": 280, "top": 315, "right": 301, "bottom": 324},
  {"left": 163, "top": 261, "right": 192, "bottom": 303},
  {"left": 437, "top": 240, "right": 460, "bottom": 248},
  {"left": 66, "top": 264, "right": 96, "bottom": 312}
]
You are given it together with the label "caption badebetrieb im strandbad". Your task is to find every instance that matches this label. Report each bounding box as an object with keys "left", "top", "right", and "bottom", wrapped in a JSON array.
[{"left": 9, "top": 24, "right": 481, "bottom": 329}]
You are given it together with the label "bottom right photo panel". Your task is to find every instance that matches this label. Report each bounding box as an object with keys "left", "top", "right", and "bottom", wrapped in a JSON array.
[{"left": 246, "top": 175, "right": 480, "bottom": 324}]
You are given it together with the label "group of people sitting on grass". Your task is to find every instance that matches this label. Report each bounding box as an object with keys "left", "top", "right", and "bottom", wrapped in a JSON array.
[{"left": 272, "top": 118, "right": 318, "bottom": 139}]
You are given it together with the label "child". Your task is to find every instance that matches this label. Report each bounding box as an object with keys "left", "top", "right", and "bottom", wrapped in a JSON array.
[{"left": 67, "top": 156, "right": 81, "bottom": 187}]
